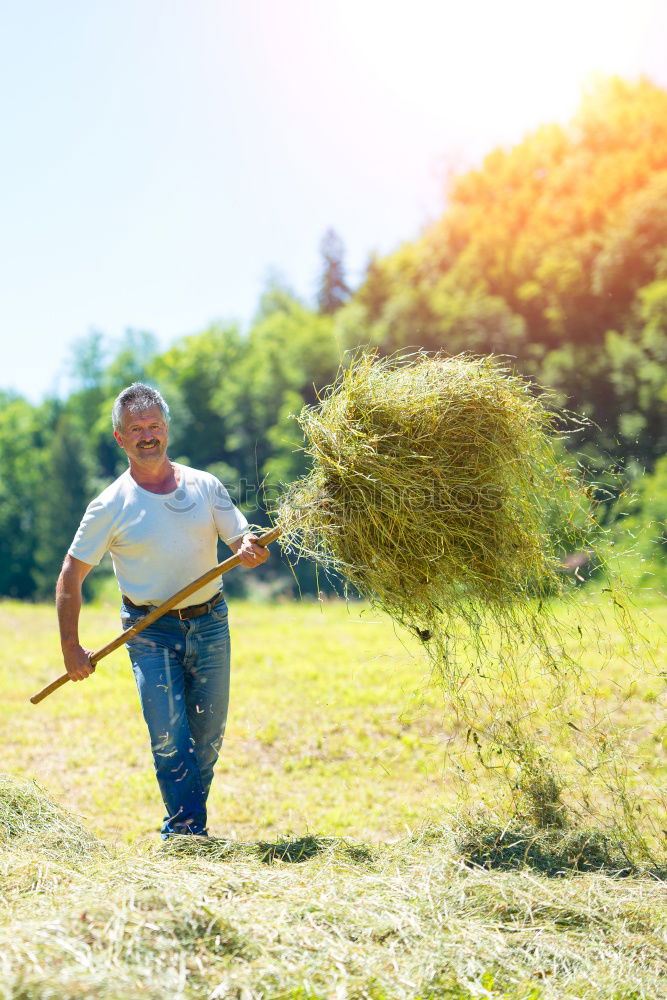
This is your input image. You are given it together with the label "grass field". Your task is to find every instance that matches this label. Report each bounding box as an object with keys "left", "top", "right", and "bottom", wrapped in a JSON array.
[{"left": 1, "top": 593, "right": 666, "bottom": 999}]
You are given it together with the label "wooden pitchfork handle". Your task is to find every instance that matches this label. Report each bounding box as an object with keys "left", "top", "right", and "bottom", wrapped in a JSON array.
[{"left": 29, "top": 525, "right": 282, "bottom": 705}]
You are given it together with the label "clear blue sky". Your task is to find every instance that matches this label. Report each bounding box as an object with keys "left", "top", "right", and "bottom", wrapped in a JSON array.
[{"left": 2, "top": 0, "right": 666, "bottom": 401}]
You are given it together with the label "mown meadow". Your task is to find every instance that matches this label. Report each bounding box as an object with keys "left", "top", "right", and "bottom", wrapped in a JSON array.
[{"left": 1, "top": 593, "right": 666, "bottom": 999}]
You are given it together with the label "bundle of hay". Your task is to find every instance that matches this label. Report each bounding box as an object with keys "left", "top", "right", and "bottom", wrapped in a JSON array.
[
  {"left": 0, "top": 774, "right": 101, "bottom": 857},
  {"left": 277, "top": 352, "right": 587, "bottom": 648}
]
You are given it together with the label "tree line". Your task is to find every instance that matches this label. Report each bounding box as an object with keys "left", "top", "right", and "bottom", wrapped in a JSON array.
[{"left": 2, "top": 76, "right": 667, "bottom": 600}]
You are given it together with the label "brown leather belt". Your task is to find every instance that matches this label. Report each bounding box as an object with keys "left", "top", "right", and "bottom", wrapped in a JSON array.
[{"left": 122, "top": 591, "right": 224, "bottom": 621}]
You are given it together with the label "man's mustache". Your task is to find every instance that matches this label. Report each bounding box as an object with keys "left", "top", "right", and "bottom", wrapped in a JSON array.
[{"left": 138, "top": 439, "right": 160, "bottom": 448}]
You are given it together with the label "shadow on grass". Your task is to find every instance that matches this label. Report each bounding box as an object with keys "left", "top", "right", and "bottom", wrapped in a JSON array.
[
  {"left": 456, "top": 821, "right": 667, "bottom": 880},
  {"left": 162, "top": 833, "right": 376, "bottom": 866}
]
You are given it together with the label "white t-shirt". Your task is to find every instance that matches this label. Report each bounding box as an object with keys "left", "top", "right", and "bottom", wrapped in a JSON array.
[{"left": 68, "top": 464, "right": 249, "bottom": 608}]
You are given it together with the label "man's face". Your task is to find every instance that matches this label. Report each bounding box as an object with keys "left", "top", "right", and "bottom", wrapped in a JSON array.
[{"left": 114, "top": 405, "right": 169, "bottom": 464}]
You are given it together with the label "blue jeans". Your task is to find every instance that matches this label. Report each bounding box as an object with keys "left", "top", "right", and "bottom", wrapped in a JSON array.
[{"left": 121, "top": 596, "right": 231, "bottom": 838}]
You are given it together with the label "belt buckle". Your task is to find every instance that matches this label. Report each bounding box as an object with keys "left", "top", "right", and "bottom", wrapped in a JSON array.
[{"left": 177, "top": 607, "right": 188, "bottom": 621}]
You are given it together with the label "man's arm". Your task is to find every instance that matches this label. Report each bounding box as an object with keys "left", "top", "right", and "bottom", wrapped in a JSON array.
[
  {"left": 228, "top": 533, "right": 270, "bottom": 568},
  {"left": 56, "top": 555, "right": 96, "bottom": 681}
]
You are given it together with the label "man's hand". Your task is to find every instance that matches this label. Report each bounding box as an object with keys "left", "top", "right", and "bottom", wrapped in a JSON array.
[
  {"left": 234, "top": 533, "right": 270, "bottom": 569},
  {"left": 62, "top": 642, "right": 96, "bottom": 682}
]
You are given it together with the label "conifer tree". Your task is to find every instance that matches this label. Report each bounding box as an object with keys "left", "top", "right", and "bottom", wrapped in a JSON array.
[
  {"left": 33, "top": 414, "right": 91, "bottom": 598},
  {"left": 317, "top": 228, "right": 350, "bottom": 314}
]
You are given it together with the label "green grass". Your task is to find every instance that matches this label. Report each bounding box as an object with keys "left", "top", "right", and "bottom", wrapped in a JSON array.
[
  {"left": 3, "top": 593, "right": 665, "bottom": 845},
  {"left": 1, "top": 594, "right": 666, "bottom": 998}
]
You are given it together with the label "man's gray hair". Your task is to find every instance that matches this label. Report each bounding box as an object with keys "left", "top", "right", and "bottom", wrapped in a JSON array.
[{"left": 112, "top": 383, "right": 171, "bottom": 432}]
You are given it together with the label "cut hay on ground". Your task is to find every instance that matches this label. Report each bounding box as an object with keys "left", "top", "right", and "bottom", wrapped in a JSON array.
[{"left": 1, "top": 777, "right": 666, "bottom": 1000}]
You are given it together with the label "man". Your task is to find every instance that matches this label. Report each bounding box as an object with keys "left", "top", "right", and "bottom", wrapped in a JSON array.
[{"left": 57, "top": 382, "right": 268, "bottom": 839}]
